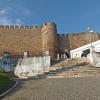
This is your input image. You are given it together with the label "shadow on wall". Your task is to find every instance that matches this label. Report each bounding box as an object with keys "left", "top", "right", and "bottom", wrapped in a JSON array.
[
  {"left": 59, "top": 51, "right": 70, "bottom": 59},
  {"left": 51, "top": 51, "right": 70, "bottom": 66}
]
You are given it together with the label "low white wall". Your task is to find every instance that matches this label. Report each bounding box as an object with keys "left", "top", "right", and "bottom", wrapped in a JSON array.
[
  {"left": 86, "top": 52, "right": 94, "bottom": 65},
  {"left": 70, "top": 45, "right": 92, "bottom": 59},
  {"left": 19, "top": 56, "right": 50, "bottom": 68},
  {"left": 87, "top": 51, "right": 100, "bottom": 67},
  {"left": 70, "top": 40, "right": 100, "bottom": 66},
  {"left": 92, "top": 52, "right": 100, "bottom": 67},
  {"left": 70, "top": 40, "right": 100, "bottom": 59},
  {"left": 14, "top": 56, "right": 51, "bottom": 78}
]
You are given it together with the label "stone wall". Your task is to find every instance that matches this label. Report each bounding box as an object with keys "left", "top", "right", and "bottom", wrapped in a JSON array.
[
  {"left": 42, "top": 22, "right": 58, "bottom": 58},
  {"left": 0, "top": 26, "right": 42, "bottom": 57},
  {"left": 69, "top": 32, "right": 99, "bottom": 50},
  {"left": 0, "top": 22, "right": 58, "bottom": 59},
  {"left": 14, "top": 56, "right": 51, "bottom": 78},
  {"left": 0, "top": 22, "right": 99, "bottom": 59},
  {"left": 57, "top": 34, "right": 70, "bottom": 53},
  {"left": 57, "top": 32, "right": 100, "bottom": 54}
]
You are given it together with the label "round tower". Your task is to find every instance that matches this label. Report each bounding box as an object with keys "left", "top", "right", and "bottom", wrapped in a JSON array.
[{"left": 42, "top": 22, "right": 58, "bottom": 59}]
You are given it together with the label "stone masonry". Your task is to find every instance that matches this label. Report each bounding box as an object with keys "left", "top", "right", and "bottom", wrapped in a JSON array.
[{"left": 0, "top": 22, "right": 99, "bottom": 59}]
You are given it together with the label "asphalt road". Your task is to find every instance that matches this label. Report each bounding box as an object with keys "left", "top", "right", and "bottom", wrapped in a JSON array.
[{"left": 2, "top": 77, "right": 100, "bottom": 100}]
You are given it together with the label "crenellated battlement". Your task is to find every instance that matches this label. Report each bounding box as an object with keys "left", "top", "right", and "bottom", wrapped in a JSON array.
[
  {"left": 0, "top": 22, "right": 58, "bottom": 59},
  {"left": 0, "top": 25, "right": 41, "bottom": 29},
  {"left": 0, "top": 22, "right": 57, "bottom": 30},
  {"left": 0, "top": 22, "right": 99, "bottom": 59}
]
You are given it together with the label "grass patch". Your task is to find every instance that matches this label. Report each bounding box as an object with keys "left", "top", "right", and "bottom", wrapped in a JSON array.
[{"left": 0, "top": 72, "right": 15, "bottom": 94}]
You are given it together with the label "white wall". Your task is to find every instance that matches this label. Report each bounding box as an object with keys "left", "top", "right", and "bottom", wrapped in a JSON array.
[
  {"left": 14, "top": 56, "right": 51, "bottom": 78},
  {"left": 70, "top": 40, "right": 100, "bottom": 59},
  {"left": 70, "top": 40, "right": 100, "bottom": 65}
]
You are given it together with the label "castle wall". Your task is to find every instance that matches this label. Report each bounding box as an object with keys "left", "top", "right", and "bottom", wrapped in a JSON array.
[
  {"left": 69, "top": 32, "right": 100, "bottom": 50},
  {"left": 0, "top": 23, "right": 99, "bottom": 60},
  {"left": 57, "top": 32, "right": 100, "bottom": 56},
  {"left": 0, "top": 23, "right": 58, "bottom": 59},
  {"left": 0, "top": 26, "right": 43, "bottom": 57},
  {"left": 57, "top": 34, "right": 70, "bottom": 53}
]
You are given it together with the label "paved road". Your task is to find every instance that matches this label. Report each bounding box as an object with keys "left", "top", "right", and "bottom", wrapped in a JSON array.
[{"left": 2, "top": 77, "right": 100, "bottom": 100}]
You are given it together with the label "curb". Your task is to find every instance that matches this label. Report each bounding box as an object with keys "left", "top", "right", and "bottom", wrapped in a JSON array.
[{"left": 0, "top": 81, "right": 18, "bottom": 98}]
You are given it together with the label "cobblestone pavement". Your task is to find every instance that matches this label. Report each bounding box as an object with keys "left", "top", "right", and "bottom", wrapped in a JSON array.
[{"left": 2, "top": 77, "right": 100, "bottom": 100}]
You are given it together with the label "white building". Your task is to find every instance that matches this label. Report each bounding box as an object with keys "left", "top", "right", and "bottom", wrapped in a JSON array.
[{"left": 70, "top": 40, "right": 100, "bottom": 66}]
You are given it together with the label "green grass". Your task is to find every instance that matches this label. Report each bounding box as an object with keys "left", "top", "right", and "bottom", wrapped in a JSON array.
[{"left": 0, "top": 72, "right": 15, "bottom": 94}]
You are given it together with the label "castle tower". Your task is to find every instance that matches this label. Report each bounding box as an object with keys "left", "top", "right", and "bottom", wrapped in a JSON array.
[{"left": 42, "top": 22, "right": 58, "bottom": 59}]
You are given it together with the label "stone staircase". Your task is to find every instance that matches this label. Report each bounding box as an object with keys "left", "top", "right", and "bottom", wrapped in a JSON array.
[
  {"left": 15, "top": 58, "right": 100, "bottom": 79},
  {"left": 52, "top": 57, "right": 87, "bottom": 67},
  {"left": 31, "top": 58, "right": 98, "bottom": 79},
  {"left": 46, "top": 65, "right": 100, "bottom": 78}
]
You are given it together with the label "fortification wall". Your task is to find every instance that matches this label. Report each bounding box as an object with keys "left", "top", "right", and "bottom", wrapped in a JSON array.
[
  {"left": 0, "top": 22, "right": 58, "bottom": 59},
  {"left": 57, "top": 32, "right": 100, "bottom": 54},
  {"left": 57, "top": 34, "right": 70, "bottom": 53},
  {"left": 0, "top": 23, "right": 99, "bottom": 59},
  {"left": 0, "top": 26, "right": 42, "bottom": 57},
  {"left": 69, "top": 32, "right": 100, "bottom": 50}
]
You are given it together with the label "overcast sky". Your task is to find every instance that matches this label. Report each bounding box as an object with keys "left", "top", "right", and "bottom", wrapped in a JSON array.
[{"left": 0, "top": 0, "right": 100, "bottom": 33}]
